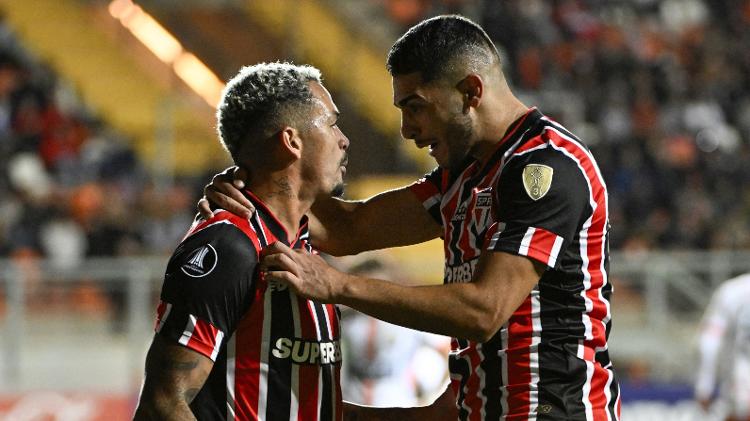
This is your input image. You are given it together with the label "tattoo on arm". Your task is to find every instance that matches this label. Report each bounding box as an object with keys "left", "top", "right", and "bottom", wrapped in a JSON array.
[
  {"left": 158, "top": 357, "right": 199, "bottom": 372},
  {"left": 134, "top": 335, "right": 214, "bottom": 420}
]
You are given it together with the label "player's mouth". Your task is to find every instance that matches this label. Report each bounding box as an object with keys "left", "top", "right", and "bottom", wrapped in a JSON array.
[{"left": 415, "top": 138, "right": 437, "bottom": 149}]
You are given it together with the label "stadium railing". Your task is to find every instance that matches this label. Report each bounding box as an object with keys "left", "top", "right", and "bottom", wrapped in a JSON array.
[{"left": 1, "top": 251, "right": 749, "bottom": 391}]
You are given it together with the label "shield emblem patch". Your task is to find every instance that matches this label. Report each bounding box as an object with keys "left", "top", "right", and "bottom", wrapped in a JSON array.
[{"left": 522, "top": 164, "right": 553, "bottom": 201}]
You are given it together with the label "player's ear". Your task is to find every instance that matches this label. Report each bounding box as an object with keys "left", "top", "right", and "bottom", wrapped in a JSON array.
[
  {"left": 278, "top": 126, "right": 303, "bottom": 160},
  {"left": 456, "top": 74, "right": 483, "bottom": 111}
]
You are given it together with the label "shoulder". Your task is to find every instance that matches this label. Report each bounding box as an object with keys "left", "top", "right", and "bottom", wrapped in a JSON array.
[
  {"left": 170, "top": 213, "right": 260, "bottom": 275},
  {"left": 503, "top": 122, "right": 602, "bottom": 193},
  {"left": 715, "top": 274, "right": 750, "bottom": 305}
]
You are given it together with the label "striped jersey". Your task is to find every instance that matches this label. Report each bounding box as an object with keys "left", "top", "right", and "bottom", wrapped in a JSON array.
[
  {"left": 153, "top": 191, "right": 342, "bottom": 421},
  {"left": 410, "top": 108, "right": 620, "bottom": 420}
]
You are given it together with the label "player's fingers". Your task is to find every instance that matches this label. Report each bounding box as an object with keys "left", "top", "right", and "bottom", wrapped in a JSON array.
[
  {"left": 208, "top": 167, "right": 252, "bottom": 205},
  {"left": 196, "top": 197, "right": 214, "bottom": 219},
  {"left": 260, "top": 241, "right": 293, "bottom": 258},
  {"left": 217, "top": 165, "right": 237, "bottom": 181},
  {"left": 260, "top": 252, "right": 301, "bottom": 278},
  {"left": 264, "top": 271, "right": 300, "bottom": 290},
  {"left": 233, "top": 166, "right": 249, "bottom": 189},
  {"left": 204, "top": 183, "right": 254, "bottom": 219}
]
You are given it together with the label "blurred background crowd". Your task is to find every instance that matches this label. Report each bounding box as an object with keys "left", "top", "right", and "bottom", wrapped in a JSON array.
[
  {"left": 2, "top": 0, "right": 749, "bottom": 263},
  {"left": 0, "top": 0, "right": 749, "bottom": 419}
]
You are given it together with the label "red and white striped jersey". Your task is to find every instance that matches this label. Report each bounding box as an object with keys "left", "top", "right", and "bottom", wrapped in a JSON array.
[
  {"left": 410, "top": 108, "right": 620, "bottom": 421},
  {"left": 154, "top": 191, "right": 342, "bottom": 420}
]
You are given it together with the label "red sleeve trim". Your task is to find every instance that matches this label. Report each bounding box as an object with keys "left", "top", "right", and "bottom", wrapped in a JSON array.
[{"left": 178, "top": 315, "right": 225, "bottom": 361}]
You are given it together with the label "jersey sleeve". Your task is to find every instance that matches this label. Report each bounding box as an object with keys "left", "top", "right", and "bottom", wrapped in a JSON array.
[
  {"left": 408, "top": 167, "right": 445, "bottom": 226},
  {"left": 154, "top": 222, "right": 258, "bottom": 361},
  {"left": 485, "top": 147, "right": 590, "bottom": 269}
]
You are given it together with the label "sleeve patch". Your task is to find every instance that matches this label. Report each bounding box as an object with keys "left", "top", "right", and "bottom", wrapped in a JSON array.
[
  {"left": 178, "top": 315, "right": 225, "bottom": 361},
  {"left": 180, "top": 244, "right": 219, "bottom": 277}
]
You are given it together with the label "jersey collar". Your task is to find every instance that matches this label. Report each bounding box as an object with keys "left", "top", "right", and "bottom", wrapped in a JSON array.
[{"left": 242, "top": 189, "right": 310, "bottom": 246}]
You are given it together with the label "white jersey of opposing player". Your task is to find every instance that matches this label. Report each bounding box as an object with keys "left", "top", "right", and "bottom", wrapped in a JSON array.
[
  {"left": 341, "top": 312, "right": 450, "bottom": 407},
  {"left": 695, "top": 273, "right": 750, "bottom": 418}
]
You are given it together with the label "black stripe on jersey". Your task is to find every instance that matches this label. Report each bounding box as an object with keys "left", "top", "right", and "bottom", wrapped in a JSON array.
[
  {"left": 449, "top": 353, "right": 471, "bottom": 421},
  {"left": 250, "top": 212, "right": 269, "bottom": 247},
  {"left": 266, "top": 285, "right": 295, "bottom": 420},
  {"left": 478, "top": 337, "right": 502, "bottom": 421},
  {"left": 312, "top": 303, "right": 335, "bottom": 421},
  {"left": 607, "top": 369, "right": 620, "bottom": 419},
  {"left": 537, "top": 270, "right": 588, "bottom": 420},
  {"left": 256, "top": 204, "right": 295, "bottom": 246}
]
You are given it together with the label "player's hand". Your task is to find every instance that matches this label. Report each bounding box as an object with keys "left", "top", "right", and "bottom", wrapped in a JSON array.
[
  {"left": 198, "top": 166, "right": 254, "bottom": 219},
  {"left": 260, "top": 242, "right": 343, "bottom": 302}
]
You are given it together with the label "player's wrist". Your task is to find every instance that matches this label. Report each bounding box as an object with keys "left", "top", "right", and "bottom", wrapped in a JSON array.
[{"left": 335, "top": 271, "right": 359, "bottom": 304}]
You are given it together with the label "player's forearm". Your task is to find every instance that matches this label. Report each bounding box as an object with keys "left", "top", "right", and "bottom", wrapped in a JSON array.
[
  {"left": 337, "top": 274, "right": 499, "bottom": 342},
  {"left": 310, "top": 190, "right": 441, "bottom": 256},
  {"left": 309, "top": 197, "right": 365, "bottom": 255}
]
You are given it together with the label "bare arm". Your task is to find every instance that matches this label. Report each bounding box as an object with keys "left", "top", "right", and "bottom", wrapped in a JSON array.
[
  {"left": 199, "top": 167, "right": 441, "bottom": 256},
  {"left": 133, "top": 335, "right": 213, "bottom": 420},
  {"left": 343, "top": 383, "right": 457, "bottom": 421},
  {"left": 261, "top": 243, "right": 544, "bottom": 342},
  {"left": 309, "top": 186, "right": 441, "bottom": 256}
]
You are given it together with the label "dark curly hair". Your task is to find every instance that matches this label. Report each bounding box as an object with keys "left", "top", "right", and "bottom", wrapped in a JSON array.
[
  {"left": 216, "top": 62, "right": 322, "bottom": 163},
  {"left": 386, "top": 15, "right": 500, "bottom": 83}
]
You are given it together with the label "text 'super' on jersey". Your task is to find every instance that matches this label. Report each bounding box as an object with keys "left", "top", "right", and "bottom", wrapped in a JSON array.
[
  {"left": 410, "top": 108, "right": 620, "bottom": 421},
  {"left": 153, "top": 191, "right": 342, "bottom": 421}
]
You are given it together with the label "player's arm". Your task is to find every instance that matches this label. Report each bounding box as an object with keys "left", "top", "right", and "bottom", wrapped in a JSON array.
[
  {"left": 343, "top": 382, "right": 457, "bottom": 421},
  {"left": 135, "top": 221, "right": 256, "bottom": 420},
  {"left": 199, "top": 166, "right": 441, "bottom": 255},
  {"left": 262, "top": 147, "right": 585, "bottom": 341},
  {"left": 262, "top": 242, "right": 543, "bottom": 342},
  {"left": 133, "top": 335, "right": 213, "bottom": 420},
  {"left": 308, "top": 187, "right": 441, "bottom": 255},
  {"left": 340, "top": 249, "right": 543, "bottom": 341}
]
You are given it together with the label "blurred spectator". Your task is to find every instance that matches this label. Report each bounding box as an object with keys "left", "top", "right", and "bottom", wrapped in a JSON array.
[
  {"left": 695, "top": 273, "right": 750, "bottom": 421},
  {"left": 339, "top": 258, "right": 450, "bottom": 406},
  {"left": 338, "top": 0, "right": 750, "bottom": 250},
  {"left": 0, "top": 15, "right": 203, "bottom": 330}
]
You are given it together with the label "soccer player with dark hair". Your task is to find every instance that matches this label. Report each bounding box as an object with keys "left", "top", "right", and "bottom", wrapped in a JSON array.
[
  {"left": 201, "top": 15, "right": 620, "bottom": 421},
  {"left": 133, "top": 62, "right": 351, "bottom": 420}
]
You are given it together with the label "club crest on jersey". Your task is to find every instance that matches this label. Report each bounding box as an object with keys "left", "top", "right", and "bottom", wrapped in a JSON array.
[
  {"left": 181, "top": 244, "right": 218, "bottom": 277},
  {"left": 522, "top": 164, "right": 553, "bottom": 201}
]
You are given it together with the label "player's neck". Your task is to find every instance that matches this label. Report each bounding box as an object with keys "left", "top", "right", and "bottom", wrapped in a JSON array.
[
  {"left": 473, "top": 95, "right": 529, "bottom": 168},
  {"left": 247, "top": 172, "right": 312, "bottom": 240}
]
